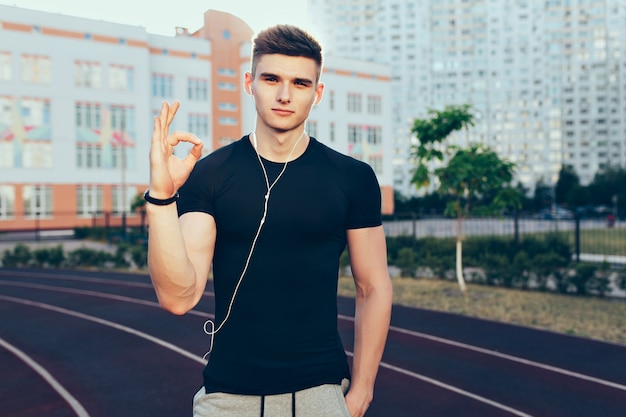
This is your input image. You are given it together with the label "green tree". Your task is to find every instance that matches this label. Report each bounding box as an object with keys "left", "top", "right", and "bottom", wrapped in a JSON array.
[
  {"left": 131, "top": 192, "right": 146, "bottom": 212},
  {"left": 532, "top": 179, "right": 553, "bottom": 211},
  {"left": 555, "top": 165, "right": 579, "bottom": 207},
  {"left": 410, "top": 105, "right": 519, "bottom": 292}
]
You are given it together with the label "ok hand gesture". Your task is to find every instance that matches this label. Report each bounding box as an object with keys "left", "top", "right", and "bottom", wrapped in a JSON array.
[{"left": 149, "top": 101, "right": 204, "bottom": 199}]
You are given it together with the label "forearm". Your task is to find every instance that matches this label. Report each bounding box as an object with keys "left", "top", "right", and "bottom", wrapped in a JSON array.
[
  {"left": 147, "top": 203, "right": 198, "bottom": 314},
  {"left": 349, "top": 279, "right": 393, "bottom": 408}
]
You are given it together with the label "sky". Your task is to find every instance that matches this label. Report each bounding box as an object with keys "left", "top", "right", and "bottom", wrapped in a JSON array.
[{"left": 1, "top": 0, "right": 313, "bottom": 36}]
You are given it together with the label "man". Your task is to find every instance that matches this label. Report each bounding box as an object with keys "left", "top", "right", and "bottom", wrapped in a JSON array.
[{"left": 146, "top": 24, "right": 392, "bottom": 417}]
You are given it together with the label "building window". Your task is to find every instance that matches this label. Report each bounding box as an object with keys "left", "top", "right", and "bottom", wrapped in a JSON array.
[
  {"left": 347, "top": 93, "right": 362, "bottom": 113},
  {"left": 111, "top": 186, "right": 136, "bottom": 216},
  {"left": 21, "top": 54, "right": 51, "bottom": 84},
  {"left": 23, "top": 184, "right": 53, "bottom": 218},
  {"left": 77, "top": 185, "right": 103, "bottom": 217},
  {"left": 74, "top": 60, "right": 102, "bottom": 88},
  {"left": 0, "top": 52, "right": 11, "bottom": 81},
  {"left": 306, "top": 120, "right": 318, "bottom": 137},
  {"left": 0, "top": 97, "right": 52, "bottom": 168},
  {"left": 217, "top": 82, "right": 237, "bottom": 91},
  {"left": 348, "top": 125, "right": 361, "bottom": 144},
  {"left": 329, "top": 122, "right": 335, "bottom": 142},
  {"left": 110, "top": 64, "right": 134, "bottom": 91},
  {"left": 75, "top": 102, "right": 102, "bottom": 130},
  {"left": 219, "top": 117, "right": 238, "bottom": 125},
  {"left": 188, "top": 114, "right": 209, "bottom": 137},
  {"left": 217, "top": 68, "right": 237, "bottom": 77},
  {"left": 188, "top": 78, "right": 208, "bottom": 101},
  {"left": 367, "top": 95, "right": 382, "bottom": 114},
  {"left": 0, "top": 185, "right": 15, "bottom": 219},
  {"left": 368, "top": 155, "right": 383, "bottom": 175},
  {"left": 218, "top": 102, "right": 237, "bottom": 111},
  {"left": 366, "top": 126, "right": 382, "bottom": 145},
  {"left": 152, "top": 73, "right": 173, "bottom": 98},
  {"left": 329, "top": 90, "right": 335, "bottom": 111},
  {"left": 75, "top": 103, "right": 135, "bottom": 170}
]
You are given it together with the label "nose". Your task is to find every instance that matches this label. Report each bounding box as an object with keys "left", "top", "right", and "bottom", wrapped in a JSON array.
[{"left": 277, "top": 82, "right": 291, "bottom": 103}]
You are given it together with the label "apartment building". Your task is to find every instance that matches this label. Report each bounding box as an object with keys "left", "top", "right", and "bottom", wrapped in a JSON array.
[
  {"left": 0, "top": 5, "right": 394, "bottom": 232},
  {"left": 309, "top": 0, "right": 626, "bottom": 195}
]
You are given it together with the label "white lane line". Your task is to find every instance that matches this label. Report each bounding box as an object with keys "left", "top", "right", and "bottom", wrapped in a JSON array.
[
  {"left": 348, "top": 315, "right": 626, "bottom": 393},
  {"left": 0, "top": 294, "right": 207, "bottom": 365},
  {"left": 4, "top": 278, "right": 625, "bottom": 393},
  {"left": 3, "top": 276, "right": 624, "bottom": 393},
  {"left": 0, "top": 280, "right": 211, "bottom": 317},
  {"left": 346, "top": 352, "right": 534, "bottom": 417},
  {"left": 0, "top": 270, "right": 155, "bottom": 289},
  {"left": 2, "top": 277, "right": 620, "bottom": 413},
  {"left": 1, "top": 292, "right": 532, "bottom": 417},
  {"left": 0, "top": 337, "right": 91, "bottom": 417}
]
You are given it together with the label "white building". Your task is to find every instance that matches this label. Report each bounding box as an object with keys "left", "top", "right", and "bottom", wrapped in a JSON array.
[
  {"left": 309, "top": 0, "right": 626, "bottom": 195},
  {"left": 0, "top": 5, "right": 394, "bottom": 232}
]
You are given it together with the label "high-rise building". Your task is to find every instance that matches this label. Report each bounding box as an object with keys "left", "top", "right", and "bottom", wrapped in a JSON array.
[
  {"left": 0, "top": 5, "right": 394, "bottom": 233},
  {"left": 309, "top": 0, "right": 626, "bottom": 195}
]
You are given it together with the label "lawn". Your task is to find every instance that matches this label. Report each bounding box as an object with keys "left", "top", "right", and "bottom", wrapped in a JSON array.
[{"left": 338, "top": 276, "right": 626, "bottom": 346}]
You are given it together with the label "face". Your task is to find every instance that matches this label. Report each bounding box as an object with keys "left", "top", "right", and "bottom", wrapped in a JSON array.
[{"left": 245, "top": 54, "right": 324, "bottom": 134}]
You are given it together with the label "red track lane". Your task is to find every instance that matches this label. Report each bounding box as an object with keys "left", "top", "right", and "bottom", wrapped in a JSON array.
[{"left": 1, "top": 268, "right": 626, "bottom": 417}]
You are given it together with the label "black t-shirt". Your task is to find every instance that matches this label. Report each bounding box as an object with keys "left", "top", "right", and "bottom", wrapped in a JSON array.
[{"left": 177, "top": 135, "right": 382, "bottom": 395}]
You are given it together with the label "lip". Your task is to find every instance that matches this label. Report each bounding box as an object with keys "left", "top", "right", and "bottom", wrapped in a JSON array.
[{"left": 271, "top": 108, "right": 294, "bottom": 116}]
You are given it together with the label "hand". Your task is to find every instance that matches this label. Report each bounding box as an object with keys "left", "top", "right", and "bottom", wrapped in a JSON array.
[
  {"left": 345, "top": 389, "right": 372, "bottom": 417},
  {"left": 149, "top": 101, "right": 204, "bottom": 199}
]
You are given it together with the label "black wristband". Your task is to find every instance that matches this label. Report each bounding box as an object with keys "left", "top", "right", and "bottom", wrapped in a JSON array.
[{"left": 143, "top": 189, "right": 179, "bottom": 206}]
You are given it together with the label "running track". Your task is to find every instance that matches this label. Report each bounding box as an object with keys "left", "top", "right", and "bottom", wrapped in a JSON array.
[{"left": 1, "top": 268, "right": 625, "bottom": 417}]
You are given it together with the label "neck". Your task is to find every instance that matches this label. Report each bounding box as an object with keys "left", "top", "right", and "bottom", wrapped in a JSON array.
[{"left": 251, "top": 128, "right": 308, "bottom": 162}]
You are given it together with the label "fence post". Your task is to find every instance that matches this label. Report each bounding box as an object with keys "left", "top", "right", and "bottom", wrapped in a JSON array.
[
  {"left": 35, "top": 211, "right": 41, "bottom": 241},
  {"left": 140, "top": 209, "right": 146, "bottom": 235},
  {"left": 574, "top": 213, "right": 580, "bottom": 263},
  {"left": 513, "top": 210, "right": 519, "bottom": 246},
  {"left": 412, "top": 211, "right": 417, "bottom": 241}
]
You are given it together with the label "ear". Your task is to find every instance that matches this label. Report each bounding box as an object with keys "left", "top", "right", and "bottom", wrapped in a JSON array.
[
  {"left": 313, "top": 82, "right": 324, "bottom": 106},
  {"left": 244, "top": 72, "right": 254, "bottom": 96}
]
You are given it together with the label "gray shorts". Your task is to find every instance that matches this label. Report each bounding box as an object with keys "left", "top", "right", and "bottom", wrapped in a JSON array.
[{"left": 192, "top": 379, "right": 351, "bottom": 417}]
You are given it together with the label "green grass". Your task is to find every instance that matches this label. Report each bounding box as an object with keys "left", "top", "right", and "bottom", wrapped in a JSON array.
[
  {"left": 338, "top": 276, "right": 626, "bottom": 346},
  {"left": 575, "top": 227, "right": 626, "bottom": 256}
]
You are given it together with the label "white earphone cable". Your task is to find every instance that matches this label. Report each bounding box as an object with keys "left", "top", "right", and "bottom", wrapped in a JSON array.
[{"left": 202, "top": 130, "right": 306, "bottom": 360}]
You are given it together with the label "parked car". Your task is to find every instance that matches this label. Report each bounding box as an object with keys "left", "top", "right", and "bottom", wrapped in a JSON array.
[{"left": 533, "top": 206, "right": 574, "bottom": 220}]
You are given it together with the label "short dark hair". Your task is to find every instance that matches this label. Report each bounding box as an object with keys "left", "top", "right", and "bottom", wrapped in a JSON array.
[{"left": 251, "top": 24, "right": 323, "bottom": 82}]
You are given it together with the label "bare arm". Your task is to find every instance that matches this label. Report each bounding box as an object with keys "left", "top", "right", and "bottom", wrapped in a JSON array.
[
  {"left": 344, "top": 225, "right": 393, "bottom": 417},
  {"left": 146, "top": 101, "right": 208, "bottom": 315}
]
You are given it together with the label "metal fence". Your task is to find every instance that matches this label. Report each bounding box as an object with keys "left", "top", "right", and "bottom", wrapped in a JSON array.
[
  {"left": 2, "top": 210, "right": 624, "bottom": 265},
  {"left": 0, "top": 210, "right": 147, "bottom": 242},
  {"left": 383, "top": 213, "right": 626, "bottom": 265}
]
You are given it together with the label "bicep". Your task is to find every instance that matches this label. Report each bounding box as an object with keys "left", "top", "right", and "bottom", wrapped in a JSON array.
[
  {"left": 179, "top": 212, "right": 216, "bottom": 290},
  {"left": 347, "top": 226, "right": 390, "bottom": 290}
]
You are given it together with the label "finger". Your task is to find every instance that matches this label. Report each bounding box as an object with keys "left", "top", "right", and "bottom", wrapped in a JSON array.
[
  {"left": 151, "top": 116, "right": 162, "bottom": 149},
  {"left": 184, "top": 140, "right": 205, "bottom": 165},
  {"left": 166, "top": 131, "right": 201, "bottom": 147},
  {"left": 158, "top": 102, "right": 170, "bottom": 142},
  {"left": 164, "top": 100, "right": 180, "bottom": 132}
]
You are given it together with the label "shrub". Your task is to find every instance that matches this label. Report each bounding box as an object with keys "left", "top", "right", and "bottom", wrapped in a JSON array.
[
  {"left": 530, "top": 252, "right": 569, "bottom": 292},
  {"left": 67, "top": 247, "right": 112, "bottom": 269},
  {"left": 2, "top": 244, "right": 32, "bottom": 267},
  {"left": 395, "top": 247, "right": 417, "bottom": 277},
  {"left": 112, "top": 243, "right": 131, "bottom": 269},
  {"left": 130, "top": 245, "right": 148, "bottom": 269},
  {"left": 46, "top": 245, "right": 66, "bottom": 268},
  {"left": 570, "top": 263, "right": 597, "bottom": 296}
]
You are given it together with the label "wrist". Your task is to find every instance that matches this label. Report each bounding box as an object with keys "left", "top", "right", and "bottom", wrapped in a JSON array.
[{"left": 144, "top": 189, "right": 179, "bottom": 205}]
